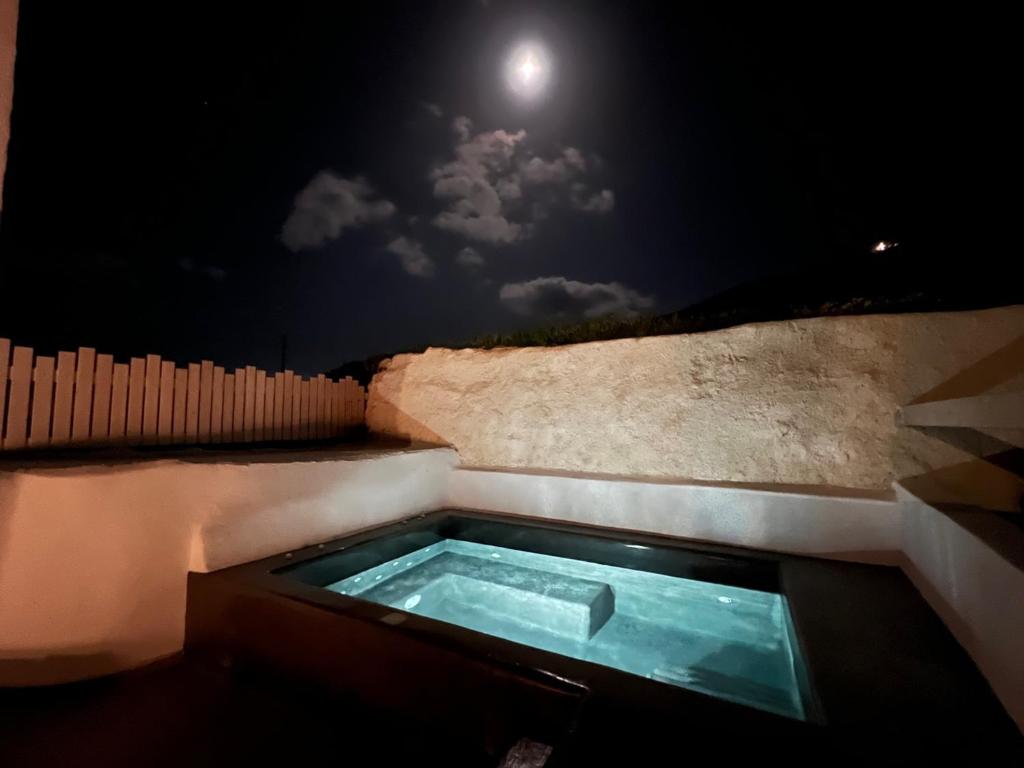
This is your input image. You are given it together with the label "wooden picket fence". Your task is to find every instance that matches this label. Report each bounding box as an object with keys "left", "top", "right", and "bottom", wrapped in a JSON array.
[{"left": 0, "top": 337, "right": 365, "bottom": 451}]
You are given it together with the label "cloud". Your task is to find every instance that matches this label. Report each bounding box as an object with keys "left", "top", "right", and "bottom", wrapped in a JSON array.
[
  {"left": 177, "top": 257, "right": 228, "bottom": 281},
  {"left": 281, "top": 172, "right": 396, "bottom": 252},
  {"left": 422, "top": 102, "right": 443, "bottom": 118},
  {"left": 431, "top": 117, "right": 527, "bottom": 244},
  {"left": 499, "top": 276, "right": 654, "bottom": 319},
  {"left": 520, "top": 147, "right": 587, "bottom": 185},
  {"left": 434, "top": 212, "right": 521, "bottom": 244},
  {"left": 456, "top": 246, "right": 485, "bottom": 268},
  {"left": 386, "top": 236, "right": 435, "bottom": 277},
  {"left": 452, "top": 115, "right": 474, "bottom": 142},
  {"left": 430, "top": 116, "right": 615, "bottom": 246},
  {"left": 570, "top": 184, "right": 615, "bottom": 213}
]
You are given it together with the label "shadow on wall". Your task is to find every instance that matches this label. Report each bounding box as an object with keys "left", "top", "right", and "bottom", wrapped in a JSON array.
[
  {"left": 899, "top": 334, "right": 1024, "bottom": 512},
  {"left": 366, "top": 360, "right": 450, "bottom": 447},
  {"left": 907, "top": 335, "right": 1024, "bottom": 406}
]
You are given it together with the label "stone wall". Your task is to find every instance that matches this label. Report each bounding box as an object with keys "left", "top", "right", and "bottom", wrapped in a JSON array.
[{"left": 368, "top": 306, "right": 1024, "bottom": 492}]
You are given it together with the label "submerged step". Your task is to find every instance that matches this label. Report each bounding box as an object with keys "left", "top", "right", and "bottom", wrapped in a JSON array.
[{"left": 357, "top": 552, "right": 615, "bottom": 641}]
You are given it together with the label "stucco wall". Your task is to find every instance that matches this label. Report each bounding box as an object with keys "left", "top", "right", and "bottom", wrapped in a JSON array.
[
  {"left": 369, "top": 306, "right": 1024, "bottom": 492},
  {"left": 0, "top": 0, "right": 17, "bottom": 209},
  {"left": 0, "top": 447, "right": 457, "bottom": 685}
]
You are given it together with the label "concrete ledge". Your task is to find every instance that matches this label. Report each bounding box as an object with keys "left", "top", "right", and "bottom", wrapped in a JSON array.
[{"left": 446, "top": 466, "right": 902, "bottom": 564}]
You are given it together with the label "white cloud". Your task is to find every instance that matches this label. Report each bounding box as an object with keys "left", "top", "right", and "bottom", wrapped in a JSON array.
[
  {"left": 422, "top": 102, "right": 443, "bottom": 118},
  {"left": 430, "top": 118, "right": 527, "bottom": 244},
  {"left": 570, "top": 185, "right": 615, "bottom": 213},
  {"left": 495, "top": 174, "right": 522, "bottom": 201},
  {"left": 281, "top": 172, "right": 395, "bottom": 252},
  {"left": 452, "top": 115, "right": 474, "bottom": 142},
  {"left": 520, "top": 147, "right": 586, "bottom": 185},
  {"left": 563, "top": 147, "right": 586, "bottom": 172},
  {"left": 456, "top": 247, "right": 485, "bottom": 268},
  {"left": 434, "top": 211, "right": 522, "bottom": 244},
  {"left": 499, "top": 276, "right": 654, "bottom": 319},
  {"left": 386, "top": 236, "right": 435, "bottom": 277},
  {"left": 430, "top": 117, "right": 615, "bottom": 246}
]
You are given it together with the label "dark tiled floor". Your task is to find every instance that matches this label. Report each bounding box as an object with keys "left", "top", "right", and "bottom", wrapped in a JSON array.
[{"left": 0, "top": 656, "right": 493, "bottom": 768}]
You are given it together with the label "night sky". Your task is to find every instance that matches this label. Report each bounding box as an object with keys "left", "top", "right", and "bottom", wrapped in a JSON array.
[{"left": 0, "top": 2, "right": 948, "bottom": 374}]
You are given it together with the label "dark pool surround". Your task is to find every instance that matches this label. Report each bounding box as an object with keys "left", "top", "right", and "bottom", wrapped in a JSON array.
[{"left": 185, "top": 510, "right": 1021, "bottom": 765}]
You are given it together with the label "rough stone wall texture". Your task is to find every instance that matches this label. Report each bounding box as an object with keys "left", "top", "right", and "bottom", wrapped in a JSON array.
[
  {"left": 0, "top": 0, "right": 17, "bottom": 210},
  {"left": 368, "top": 306, "right": 1024, "bottom": 491}
]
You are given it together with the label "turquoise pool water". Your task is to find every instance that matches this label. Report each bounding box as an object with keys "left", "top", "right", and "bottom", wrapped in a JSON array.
[{"left": 326, "top": 539, "right": 806, "bottom": 720}]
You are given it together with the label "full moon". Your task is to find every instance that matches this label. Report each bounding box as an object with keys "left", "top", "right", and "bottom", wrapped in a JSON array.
[{"left": 504, "top": 41, "right": 552, "bottom": 102}]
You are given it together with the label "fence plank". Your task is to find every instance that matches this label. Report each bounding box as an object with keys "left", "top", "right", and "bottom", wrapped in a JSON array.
[
  {"left": 157, "top": 360, "right": 175, "bottom": 444},
  {"left": 254, "top": 369, "right": 267, "bottom": 441},
  {"left": 283, "top": 371, "right": 295, "bottom": 439},
  {"left": 342, "top": 376, "right": 354, "bottom": 428},
  {"left": 232, "top": 369, "right": 245, "bottom": 442},
  {"left": 109, "top": 363, "right": 130, "bottom": 442},
  {"left": 91, "top": 354, "right": 114, "bottom": 440},
  {"left": 71, "top": 348, "right": 97, "bottom": 442},
  {"left": 334, "top": 380, "right": 343, "bottom": 434},
  {"left": 0, "top": 338, "right": 10, "bottom": 441},
  {"left": 211, "top": 366, "right": 225, "bottom": 441},
  {"left": 308, "top": 376, "right": 319, "bottom": 439},
  {"left": 51, "top": 350, "right": 76, "bottom": 445},
  {"left": 222, "top": 372, "right": 235, "bottom": 440},
  {"left": 300, "top": 378, "right": 311, "bottom": 440},
  {"left": 29, "top": 356, "right": 55, "bottom": 448},
  {"left": 125, "top": 358, "right": 146, "bottom": 442},
  {"left": 264, "top": 375, "right": 275, "bottom": 441},
  {"left": 316, "top": 375, "right": 327, "bottom": 438},
  {"left": 317, "top": 374, "right": 325, "bottom": 436},
  {"left": 271, "top": 373, "right": 284, "bottom": 440},
  {"left": 3, "top": 347, "right": 33, "bottom": 449},
  {"left": 153, "top": 362, "right": 174, "bottom": 444},
  {"left": 172, "top": 368, "right": 188, "bottom": 443},
  {"left": 197, "top": 360, "right": 214, "bottom": 443},
  {"left": 342, "top": 380, "right": 350, "bottom": 434},
  {"left": 327, "top": 380, "right": 336, "bottom": 436},
  {"left": 243, "top": 365, "right": 256, "bottom": 441},
  {"left": 141, "top": 354, "right": 161, "bottom": 444},
  {"left": 125, "top": 358, "right": 146, "bottom": 441},
  {"left": 291, "top": 377, "right": 301, "bottom": 439},
  {"left": 341, "top": 380, "right": 350, "bottom": 429},
  {"left": 185, "top": 363, "right": 201, "bottom": 442}
]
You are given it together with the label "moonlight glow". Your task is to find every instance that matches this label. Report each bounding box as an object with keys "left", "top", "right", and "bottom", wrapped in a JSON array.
[{"left": 505, "top": 41, "right": 552, "bottom": 101}]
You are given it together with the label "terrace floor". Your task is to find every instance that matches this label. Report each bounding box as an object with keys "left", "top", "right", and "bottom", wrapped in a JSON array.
[{"left": 0, "top": 654, "right": 497, "bottom": 767}]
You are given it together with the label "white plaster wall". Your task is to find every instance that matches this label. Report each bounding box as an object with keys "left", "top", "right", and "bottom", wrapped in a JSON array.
[
  {"left": 899, "top": 493, "right": 1024, "bottom": 731},
  {"left": 0, "top": 448, "right": 456, "bottom": 685},
  {"left": 370, "top": 306, "right": 1024, "bottom": 491},
  {"left": 447, "top": 467, "right": 901, "bottom": 563},
  {"left": 0, "top": 0, "right": 17, "bottom": 210}
]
